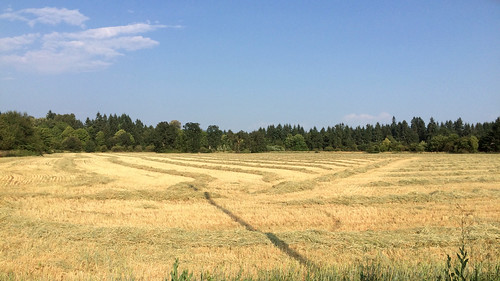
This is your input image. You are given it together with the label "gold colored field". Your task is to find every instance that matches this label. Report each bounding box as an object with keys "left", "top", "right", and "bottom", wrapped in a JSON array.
[{"left": 0, "top": 152, "right": 499, "bottom": 280}]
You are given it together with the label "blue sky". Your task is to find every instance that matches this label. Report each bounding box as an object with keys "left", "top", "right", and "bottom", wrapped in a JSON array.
[{"left": 1, "top": 1, "right": 499, "bottom": 131}]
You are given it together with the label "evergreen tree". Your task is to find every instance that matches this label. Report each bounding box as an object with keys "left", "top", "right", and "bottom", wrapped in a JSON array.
[
  {"left": 399, "top": 120, "right": 418, "bottom": 146},
  {"left": 479, "top": 117, "right": 500, "bottom": 152},
  {"left": 307, "top": 127, "right": 322, "bottom": 150},
  {"left": 46, "top": 110, "right": 56, "bottom": 120},
  {"left": 390, "top": 116, "right": 398, "bottom": 139},
  {"left": 411, "top": 117, "right": 427, "bottom": 142},
  {"left": 426, "top": 117, "right": 438, "bottom": 140},
  {"left": 134, "top": 119, "right": 145, "bottom": 146},
  {"left": 373, "top": 123, "right": 383, "bottom": 142},
  {"left": 454, "top": 118, "right": 464, "bottom": 137}
]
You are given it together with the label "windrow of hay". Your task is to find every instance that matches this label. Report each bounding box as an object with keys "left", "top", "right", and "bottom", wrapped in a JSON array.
[{"left": 0, "top": 152, "right": 499, "bottom": 280}]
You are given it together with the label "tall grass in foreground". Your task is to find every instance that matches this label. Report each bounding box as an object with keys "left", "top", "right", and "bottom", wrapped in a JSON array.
[
  {"left": 5, "top": 258, "right": 497, "bottom": 281},
  {"left": 166, "top": 258, "right": 500, "bottom": 281}
]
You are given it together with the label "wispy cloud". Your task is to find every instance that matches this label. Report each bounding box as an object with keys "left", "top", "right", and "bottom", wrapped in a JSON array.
[
  {"left": 343, "top": 112, "right": 392, "bottom": 125},
  {"left": 45, "top": 23, "right": 167, "bottom": 41},
  {"left": 0, "top": 33, "right": 39, "bottom": 52},
  {"left": 0, "top": 8, "right": 174, "bottom": 74},
  {"left": 0, "top": 7, "right": 89, "bottom": 28}
]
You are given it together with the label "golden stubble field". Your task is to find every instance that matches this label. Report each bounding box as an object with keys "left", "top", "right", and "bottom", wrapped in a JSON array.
[{"left": 0, "top": 152, "right": 499, "bottom": 280}]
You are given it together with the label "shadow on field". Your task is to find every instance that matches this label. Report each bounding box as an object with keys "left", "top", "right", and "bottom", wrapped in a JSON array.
[
  {"left": 202, "top": 190, "right": 317, "bottom": 269},
  {"left": 204, "top": 191, "right": 257, "bottom": 232}
]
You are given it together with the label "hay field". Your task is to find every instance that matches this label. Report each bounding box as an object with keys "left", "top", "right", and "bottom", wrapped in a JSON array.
[{"left": 0, "top": 152, "right": 499, "bottom": 280}]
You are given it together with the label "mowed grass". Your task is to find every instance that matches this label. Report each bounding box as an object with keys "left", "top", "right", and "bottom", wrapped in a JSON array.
[{"left": 0, "top": 152, "right": 499, "bottom": 280}]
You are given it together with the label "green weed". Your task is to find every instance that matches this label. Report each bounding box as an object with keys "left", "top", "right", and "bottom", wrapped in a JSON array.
[{"left": 169, "top": 258, "right": 194, "bottom": 281}]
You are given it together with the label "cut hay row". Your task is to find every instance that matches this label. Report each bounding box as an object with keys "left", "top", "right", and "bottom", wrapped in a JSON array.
[
  {"left": 167, "top": 153, "right": 377, "bottom": 169},
  {"left": 312, "top": 158, "right": 395, "bottom": 183},
  {"left": 1, "top": 152, "right": 499, "bottom": 280},
  {"left": 100, "top": 154, "right": 281, "bottom": 195},
  {"left": 98, "top": 154, "right": 214, "bottom": 184},
  {"left": 253, "top": 158, "right": 394, "bottom": 195},
  {"left": 99, "top": 153, "right": 330, "bottom": 267},
  {"left": 173, "top": 153, "right": 380, "bottom": 167},
  {"left": 384, "top": 170, "right": 497, "bottom": 177},
  {"left": 167, "top": 155, "right": 335, "bottom": 171},
  {"left": 141, "top": 154, "right": 318, "bottom": 175},
  {"left": 73, "top": 154, "right": 191, "bottom": 190},
  {"left": 0, "top": 153, "right": 298, "bottom": 278},
  {"left": 94, "top": 154, "right": 312, "bottom": 268},
  {"left": 134, "top": 155, "right": 283, "bottom": 183},
  {"left": 170, "top": 152, "right": 376, "bottom": 163},
  {"left": 13, "top": 197, "right": 244, "bottom": 230},
  {"left": 379, "top": 155, "right": 500, "bottom": 187}
]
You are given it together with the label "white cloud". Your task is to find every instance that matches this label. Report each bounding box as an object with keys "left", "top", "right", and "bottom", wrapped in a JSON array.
[
  {"left": 0, "top": 7, "right": 171, "bottom": 74},
  {"left": 1, "top": 49, "right": 112, "bottom": 74},
  {"left": 44, "top": 23, "right": 166, "bottom": 41},
  {"left": 343, "top": 112, "right": 392, "bottom": 125},
  {"left": 0, "top": 33, "right": 39, "bottom": 52},
  {"left": 0, "top": 7, "right": 89, "bottom": 28}
]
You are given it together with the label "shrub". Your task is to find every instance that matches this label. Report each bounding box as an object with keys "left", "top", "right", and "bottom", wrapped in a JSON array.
[
  {"left": 285, "top": 134, "right": 308, "bottom": 151},
  {"left": 409, "top": 141, "right": 426, "bottom": 152},
  {"left": 0, "top": 149, "right": 40, "bottom": 157},
  {"left": 84, "top": 140, "right": 96, "bottom": 153},
  {"left": 199, "top": 147, "right": 211, "bottom": 153},
  {"left": 366, "top": 144, "right": 380, "bottom": 153},
  {"left": 62, "top": 136, "right": 82, "bottom": 152},
  {"left": 267, "top": 145, "right": 285, "bottom": 151},
  {"left": 111, "top": 145, "right": 125, "bottom": 152}
]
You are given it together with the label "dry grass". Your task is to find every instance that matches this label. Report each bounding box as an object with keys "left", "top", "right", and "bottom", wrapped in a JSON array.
[{"left": 0, "top": 152, "right": 499, "bottom": 280}]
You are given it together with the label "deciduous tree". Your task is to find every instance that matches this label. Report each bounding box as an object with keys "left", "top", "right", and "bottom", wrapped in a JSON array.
[{"left": 183, "top": 122, "right": 202, "bottom": 152}]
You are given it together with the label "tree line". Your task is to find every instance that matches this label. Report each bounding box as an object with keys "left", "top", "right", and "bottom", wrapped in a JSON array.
[{"left": 0, "top": 110, "right": 499, "bottom": 155}]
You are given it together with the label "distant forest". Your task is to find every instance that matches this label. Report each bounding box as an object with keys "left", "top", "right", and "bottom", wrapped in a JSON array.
[{"left": 0, "top": 110, "right": 499, "bottom": 155}]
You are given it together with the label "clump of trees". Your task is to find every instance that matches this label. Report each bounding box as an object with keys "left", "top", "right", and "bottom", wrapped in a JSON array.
[{"left": 1, "top": 110, "right": 499, "bottom": 155}]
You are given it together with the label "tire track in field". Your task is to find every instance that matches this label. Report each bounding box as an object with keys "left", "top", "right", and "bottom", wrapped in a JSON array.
[
  {"left": 0, "top": 174, "right": 75, "bottom": 186},
  {"left": 0, "top": 175, "right": 17, "bottom": 186},
  {"left": 0, "top": 157, "right": 75, "bottom": 187}
]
